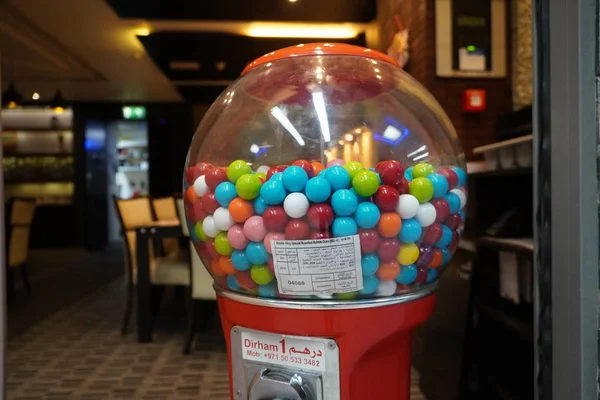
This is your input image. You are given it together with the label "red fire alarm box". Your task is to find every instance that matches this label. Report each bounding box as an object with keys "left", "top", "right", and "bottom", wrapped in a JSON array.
[{"left": 463, "top": 89, "right": 486, "bottom": 112}]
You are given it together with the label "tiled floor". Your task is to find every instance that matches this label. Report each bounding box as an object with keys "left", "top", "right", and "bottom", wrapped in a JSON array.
[{"left": 7, "top": 248, "right": 427, "bottom": 399}]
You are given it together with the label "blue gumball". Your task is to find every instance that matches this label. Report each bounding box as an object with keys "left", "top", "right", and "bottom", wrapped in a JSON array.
[
  {"left": 360, "top": 275, "right": 379, "bottom": 295},
  {"left": 354, "top": 202, "right": 381, "bottom": 229},
  {"left": 440, "top": 248, "right": 452, "bottom": 266},
  {"left": 452, "top": 167, "right": 467, "bottom": 187},
  {"left": 305, "top": 176, "right": 332, "bottom": 203},
  {"left": 270, "top": 172, "right": 284, "bottom": 181},
  {"left": 331, "top": 189, "right": 358, "bottom": 216},
  {"left": 427, "top": 173, "right": 449, "bottom": 198},
  {"left": 349, "top": 188, "right": 370, "bottom": 203},
  {"left": 396, "top": 264, "right": 418, "bottom": 284},
  {"left": 436, "top": 225, "right": 453, "bottom": 248},
  {"left": 398, "top": 218, "right": 423, "bottom": 243},
  {"left": 361, "top": 253, "right": 380, "bottom": 276},
  {"left": 282, "top": 166, "right": 308, "bottom": 192},
  {"left": 445, "top": 192, "right": 461, "bottom": 214},
  {"left": 458, "top": 209, "right": 466, "bottom": 224},
  {"left": 231, "top": 250, "right": 251, "bottom": 271},
  {"left": 332, "top": 217, "right": 358, "bottom": 237},
  {"left": 404, "top": 166, "right": 414, "bottom": 181},
  {"left": 253, "top": 196, "right": 268, "bottom": 215},
  {"left": 215, "top": 181, "right": 237, "bottom": 207},
  {"left": 426, "top": 268, "right": 438, "bottom": 283},
  {"left": 246, "top": 242, "right": 268, "bottom": 264},
  {"left": 227, "top": 275, "right": 241, "bottom": 290},
  {"left": 260, "top": 179, "right": 287, "bottom": 205},
  {"left": 258, "top": 282, "right": 278, "bottom": 298},
  {"left": 324, "top": 166, "right": 351, "bottom": 190},
  {"left": 368, "top": 168, "right": 383, "bottom": 184}
]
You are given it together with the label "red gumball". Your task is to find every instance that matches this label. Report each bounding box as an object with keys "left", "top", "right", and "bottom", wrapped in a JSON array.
[
  {"left": 416, "top": 268, "right": 428, "bottom": 285},
  {"left": 185, "top": 162, "right": 213, "bottom": 185},
  {"left": 285, "top": 219, "right": 310, "bottom": 240},
  {"left": 236, "top": 271, "right": 257, "bottom": 289},
  {"left": 396, "top": 177, "right": 409, "bottom": 194},
  {"left": 292, "top": 159, "right": 315, "bottom": 178},
  {"left": 189, "top": 201, "right": 208, "bottom": 223},
  {"left": 309, "top": 230, "right": 333, "bottom": 240},
  {"left": 377, "top": 238, "right": 401, "bottom": 262},
  {"left": 444, "top": 213, "right": 462, "bottom": 231},
  {"left": 267, "top": 165, "right": 288, "bottom": 180},
  {"left": 201, "top": 192, "right": 220, "bottom": 214},
  {"left": 422, "top": 223, "right": 443, "bottom": 244},
  {"left": 205, "top": 167, "right": 228, "bottom": 191},
  {"left": 449, "top": 231, "right": 461, "bottom": 252},
  {"left": 263, "top": 206, "right": 288, "bottom": 232},
  {"left": 374, "top": 185, "right": 400, "bottom": 212},
  {"left": 359, "top": 229, "right": 381, "bottom": 253},
  {"left": 430, "top": 198, "right": 450, "bottom": 222},
  {"left": 205, "top": 239, "right": 220, "bottom": 259},
  {"left": 375, "top": 160, "right": 405, "bottom": 187},
  {"left": 307, "top": 204, "right": 334, "bottom": 230},
  {"left": 438, "top": 167, "right": 459, "bottom": 190}
]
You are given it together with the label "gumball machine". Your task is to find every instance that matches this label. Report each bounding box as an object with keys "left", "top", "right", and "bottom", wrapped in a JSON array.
[{"left": 184, "top": 43, "right": 467, "bottom": 400}]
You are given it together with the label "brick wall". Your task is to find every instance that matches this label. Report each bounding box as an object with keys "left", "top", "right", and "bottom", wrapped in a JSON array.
[{"left": 377, "top": 0, "right": 513, "bottom": 159}]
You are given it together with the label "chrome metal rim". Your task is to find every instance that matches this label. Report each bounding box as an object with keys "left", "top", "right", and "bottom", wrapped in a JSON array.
[{"left": 214, "top": 282, "right": 438, "bottom": 310}]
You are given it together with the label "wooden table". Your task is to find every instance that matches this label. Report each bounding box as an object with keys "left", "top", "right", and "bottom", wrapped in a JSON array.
[{"left": 135, "top": 219, "right": 184, "bottom": 343}]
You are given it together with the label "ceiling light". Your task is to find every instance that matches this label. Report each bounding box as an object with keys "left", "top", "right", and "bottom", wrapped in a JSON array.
[
  {"left": 338, "top": 140, "right": 345, "bottom": 146},
  {"left": 2, "top": 81, "right": 23, "bottom": 109},
  {"left": 50, "top": 89, "right": 69, "bottom": 113},
  {"left": 135, "top": 27, "right": 151, "bottom": 36},
  {"left": 32, "top": 92, "right": 40, "bottom": 100},
  {"left": 344, "top": 134, "right": 354, "bottom": 142},
  {"left": 354, "top": 128, "right": 362, "bottom": 134},
  {"left": 245, "top": 23, "right": 361, "bottom": 39},
  {"left": 215, "top": 61, "right": 227, "bottom": 71},
  {"left": 289, "top": 0, "right": 298, "bottom": 2}
]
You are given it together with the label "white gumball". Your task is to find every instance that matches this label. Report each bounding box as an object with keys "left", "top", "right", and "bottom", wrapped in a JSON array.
[
  {"left": 396, "top": 194, "right": 419, "bottom": 219},
  {"left": 202, "top": 215, "right": 221, "bottom": 238},
  {"left": 283, "top": 192, "right": 309, "bottom": 218},
  {"left": 415, "top": 203, "right": 436, "bottom": 227},
  {"left": 450, "top": 188, "right": 467, "bottom": 210},
  {"left": 193, "top": 175, "right": 208, "bottom": 197},
  {"left": 257, "top": 165, "right": 270, "bottom": 174},
  {"left": 213, "top": 207, "right": 235, "bottom": 231},
  {"left": 376, "top": 280, "right": 397, "bottom": 297}
]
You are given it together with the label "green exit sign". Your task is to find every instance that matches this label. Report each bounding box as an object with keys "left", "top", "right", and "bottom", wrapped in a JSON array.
[{"left": 122, "top": 106, "right": 146, "bottom": 120}]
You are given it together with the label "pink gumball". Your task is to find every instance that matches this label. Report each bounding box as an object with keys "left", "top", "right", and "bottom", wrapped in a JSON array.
[
  {"left": 326, "top": 158, "right": 346, "bottom": 168},
  {"left": 264, "top": 232, "right": 285, "bottom": 254},
  {"left": 244, "top": 216, "right": 267, "bottom": 242},
  {"left": 267, "top": 257, "right": 275, "bottom": 274},
  {"left": 227, "top": 224, "right": 248, "bottom": 250}
]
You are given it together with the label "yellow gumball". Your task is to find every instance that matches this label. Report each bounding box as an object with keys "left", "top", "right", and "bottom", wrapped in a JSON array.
[{"left": 396, "top": 243, "right": 419, "bottom": 265}]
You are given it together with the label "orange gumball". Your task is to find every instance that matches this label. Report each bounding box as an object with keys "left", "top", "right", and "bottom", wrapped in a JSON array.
[
  {"left": 430, "top": 249, "right": 443, "bottom": 268},
  {"left": 376, "top": 260, "right": 401, "bottom": 280},
  {"left": 377, "top": 212, "right": 402, "bottom": 237},
  {"left": 185, "top": 186, "right": 198, "bottom": 204},
  {"left": 311, "top": 161, "right": 326, "bottom": 176},
  {"left": 219, "top": 256, "right": 236, "bottom": 275},
  {"left": 210, "top": 259, "right": 226, "bottom": 277},
  {"left": 229, "top": 197, "right": 254, "bottom": 223}
]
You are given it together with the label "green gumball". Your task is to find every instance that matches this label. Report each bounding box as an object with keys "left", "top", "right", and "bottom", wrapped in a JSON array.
[
  {"left": 352, "top": 170, "right": 380, "bottom": 197},
  {"left": 408, "top": 177, "right": 434, "bottom": 203},
  {"left": 235, "top": 174, "right": 262, "bottom": 200},
  {"left": 214, "top": 232, "right": 233, "bottom": 256},
  {"left": 412, "top": 162, "right": 435, "bottom": 178},
  {"left": 193, "top": 222, "right": 208, "bottom": 242},
  {"left": 227, "top": 160, "right": 252, "bottom": 183},
  {"left": 250, "top": 264, "right": 274, "bottom": 285},
  {"left": 343, "top": 161, "right": 365, "bottom": 179}
]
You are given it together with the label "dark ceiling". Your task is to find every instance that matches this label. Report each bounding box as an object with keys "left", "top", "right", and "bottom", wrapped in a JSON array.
[{"left": 105, "top": 0, "right": 376, "bottom": 22}]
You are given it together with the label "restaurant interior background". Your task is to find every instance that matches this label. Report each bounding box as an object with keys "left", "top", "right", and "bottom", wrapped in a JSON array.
[{"left": 0, "top": 0, "right": 548, "bottom": 399}]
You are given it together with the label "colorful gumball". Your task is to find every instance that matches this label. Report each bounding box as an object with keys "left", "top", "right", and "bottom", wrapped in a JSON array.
[
  {"left": 267, "top": 257, "right": 275, "bottom": 274},
  {"left": 282, "top": 166, "right": 309, "bottom": 192},
  {"left": 374, "top": 185, "right": 400, "bottom": 212},
  {"left": 451, "top": 167, "right": 467, "bottom": 187},
  {"left": 397, "top": 243, "right": 420, "bottom": 265},
  {"left": 257, "top": 282, "right": 278, "bottom": 298},
  {"left": 332, "top": 217, "right": 358, "bottom": 237},
  {"left": 409, "top": 177, "right": 434, "bottom": 203},
  {"left": 229, "top": 198, "right": 254, "bottom": 223},
  {"left": 205, "top": 167, "right": 228, "bottom": 191},
  {"left": 219, "top": 256, "right": 236, "bottom": 275},
  {"left": 343, "top": 161, "right": 365, "bottom": 179},
  {"left": 236, "top": 174, "right": 262, "bottom": 200},
  {"left": 354, "top": 202, "right": 381, "bottom": 229},
  {"left": 185, "top": 186, "right": 199, "bottom": 205},
  {"left": 441, "top": 248, "right": 452, "bottom": 266},
  {"left": 227, "top": 160, "right": 252, "bottom": 183},
  {"left": 257, "top": 165, "right": 270, "bottom": 174},
  {"left": 250, "top": 264, "right": 274, "bottom": 285},
  {"left": 193, "top": 222, "right": 208, "bottom": 242},
  {"left": 285, "top": 219, "right": 310, "bottom": 240},
  {"left": 416, "top": 267, "right": 428, "bottom": 285},
  {"left": 421, "top": 222, "right": 443, "bottom": 244},
  {"left": 396, "top": 177, "right": 409, "bottom": 195},
  {"left": 305, "top": 176, "right": 332, "bottom": 203},
  {"left": 415, "top": 244, "right": 434, "bottom": 268},
  {"left": 209, "top": 259, "right": 226, "bottom": 277},
  {"left": 361, "top": 253, "right": 380, "bottom": 276},
  {"left": 404, "top": 166, "right": 414, "bottom": 181},
  {"left": 326, "top": 158, "right": 346, "bottom": 168},
  {"left": 264, "top": 232, "right": 285, "bottom": 254},
  {"left": 375, "top": 160, "right": 405, "bottom": 187},
  {"left": 331, "top": 189, "right": 358, "bottom": 216},
  {"left": 377, "top": 212, "right": 402, "bottom": 237},
  {"left": 283, "top": 193, "right": 309, "bottom": 218},
  {"left": 377, "top": 238, "right": 401, "bottom": 262},
  {"left": 430, "top": 249, "right": 443, "bottom": 268},
  {"left": 253, "top": 197, "right": 268, "bottom": 215},
  {"left": 376, "top": 260, "right": 400, "bottom": 280},
  {"left": 213, "top": 207, "right": 235, "bottom": 231},
  {"left": 231, "top": 250, "right": 251, "bottom": 271},
  {"left": 309, "top": 231, "right": 333, "bottom": 240},
  {"left": 324, "top": 166, "right": 351, "bottom": 191},
  {"left": 427, "top": 173, "right": 449, "bottom": 198},
  {"left": 396, "top": 264, "right": 418, "bottom": 284},
  {"left": 259, "top": 179, "right": 287, "bottom": 205},
  {"left": 226, "top": 275, "right": 241, "bottom": 290},
  {"left": 376, "top": 280, "right": 397, "bottom": 296},
  {"left": 360, "top": 275, "right": 380, "bottom": 295},
  {"left": 436, "top": 225, "right": 453, "bottom": 248},
  {"left": 430, "top": 198, "right": 450, "bottom": 222},
  {"left": 227, "top": 224, "right": 249, "bottom": 250},
  {"left": 398, "top": 218, "right": 422, "bottom": 243},
  {"left": 204, "top": 239, "right": 219, "bottom": 259},
  {"left": 236, "top": 271, "right": 257, "bottom": 289},
  {"left": 200, "top": 192, "right": 219, "bottom": 214},
  {"left": 352, "top": 170, "right": 380, "bottom": 197},
  {"left": 412, "top": 162, "right": 435, "bottom": 178},
  {"left": 458, "top": 209, "right": 466, "bottom": 224},
  {"left": 267, "top": 165, "right": 287, "bottom": 180},
  {"left": 202, "top": 216, "right": 221, "bottom": 238},
  {"left": 415, "top": 203, "right": 437, "bottom": 227},
  {"left": 426, "top": 268, "right": 438, "bottom": 283},
  {"left": 214, "top": 232, "right": 233, "bottom": 256},
  {"left": 246, "top": 242, "right": 269, "bottom": 265},
  {"left": 193, "top": 175, "right": 209, "bottom": 197},
  {"left": 311, "top": 161, "right": 326, "bottom": 176},
  {"left": 438, "top": 167, "right": 459, "bottom": 190},
  {"left": 292, "top": 159, "right": 315, "bottom": 178},
  {"left": 263, "top": 206, "right": 288, "bottom": 232},
  {"left": 307, "top": 204, "right": 335, "bottom": 230},
  {"left": 186, "top": 162, "right": 213, "bottom": 185},
  {"left": 215, "top": 182, "right": 237, "bottom": 207},
  {"left": 450, "top": 188, "right": 467, "bottom": 210},
  {"left": 444, "top": 213, "right": 462, "bottom": 231},
  {"left": 359, "top": 229, "right": 381, "bottom": 253},
  {"left": 244, "top": 216, "right": 267, "bottom": 242},
  {"left": 396, "top": 194, "right": 419, "bottom": 219}
]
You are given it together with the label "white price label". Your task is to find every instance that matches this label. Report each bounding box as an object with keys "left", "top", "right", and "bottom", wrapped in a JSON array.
[
  {"left": 241, "top": 331, "right": 326, "bottom": 372},
  {"left": 271, "top": 235, "right": 363, "bottom": 296}
]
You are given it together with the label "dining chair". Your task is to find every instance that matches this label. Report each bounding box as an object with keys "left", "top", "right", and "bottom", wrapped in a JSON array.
[
  {"left": 114, "top": 196, "right": 190, "bottom": 335},
  {"left": 175, "top": 197, "right": 217, "bottom": 354},
  {"left": 5, "top": 197, "right": 36, "bottom": 304},
  {"left": 151, "top": 196, "right": 180, "bottom": 255}
]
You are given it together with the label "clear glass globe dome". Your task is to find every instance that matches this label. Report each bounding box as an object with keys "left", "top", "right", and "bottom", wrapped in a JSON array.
[{"left": 183, "top": 43, "right": 467, "bottom": 301}]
